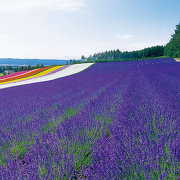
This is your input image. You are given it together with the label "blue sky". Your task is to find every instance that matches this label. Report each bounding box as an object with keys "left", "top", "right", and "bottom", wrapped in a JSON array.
[{"left": 0, "top": 0, "right": 179, "bottom": 59}]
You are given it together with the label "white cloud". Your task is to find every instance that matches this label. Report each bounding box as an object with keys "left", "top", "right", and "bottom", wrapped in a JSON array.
[
  {"left": 116, "top": 34, "right": 133, "bottom": 39},
  {"left": 0, "top": 0, "right": 86, "bottom": 12}
]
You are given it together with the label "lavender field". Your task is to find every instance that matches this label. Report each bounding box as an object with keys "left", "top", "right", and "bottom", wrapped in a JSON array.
[{"left": 0, "top": 58, "right": 179, "bottom": 179}]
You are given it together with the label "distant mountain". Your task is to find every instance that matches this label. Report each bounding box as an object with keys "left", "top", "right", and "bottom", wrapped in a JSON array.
[{"left": 0, "top": 58, "right": 70, "bottom": 66}]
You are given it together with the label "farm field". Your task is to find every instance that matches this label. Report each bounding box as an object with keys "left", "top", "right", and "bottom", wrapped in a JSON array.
[
  {"left": 0, "top": 63, "right": 93, "bottom": 89},
  {"left": 0, "top": 58, "right": 179, "bottom": 179}
]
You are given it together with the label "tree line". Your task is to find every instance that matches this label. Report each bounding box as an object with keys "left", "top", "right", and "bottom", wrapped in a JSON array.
[
  {"left": 84, "top": 45, "right": 164, "bottom": 62},
  {"left": 81, "top": 22, "right": 180, "bottom": 62},
  {"left": 14, "top": 64, "right": 44, "bottom": 72},
  {"left": 164, "top": 23, "right": 180, "bottom": 57}
]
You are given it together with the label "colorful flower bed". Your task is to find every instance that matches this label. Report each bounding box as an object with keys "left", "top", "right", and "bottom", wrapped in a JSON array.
[
  {"left": 0, "top": 66, "right": 63, "bottom": 84},
  {"left": 9, "top": 65, "right": 69, "bottom": 84},
  {"left": 0, "top": 70, "right": 32, "bottom": 80},
  {"left": 0, "top": 58, "right": 179, "bottom": 179},
  {"left": 0, "top": 63, "right": 93, "bottom": 89},
  {"left": 0, "top": 67, "right": 51, "bottom": 83}
]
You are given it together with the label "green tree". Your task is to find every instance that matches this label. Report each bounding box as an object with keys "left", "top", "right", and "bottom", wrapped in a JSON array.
[
  {"left": 164, "top": 23, "right": 180, "bottom": 57},
  {"left": 87, "top": 45, "right": 164, "bottom": 62},
  {"left": 81, "top": 55, "right": 86, "bottom": 61}
]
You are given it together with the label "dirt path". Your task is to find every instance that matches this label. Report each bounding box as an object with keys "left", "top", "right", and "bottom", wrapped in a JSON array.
[{"left": 174, "top": 58, "right": 180, "bottom": 62}]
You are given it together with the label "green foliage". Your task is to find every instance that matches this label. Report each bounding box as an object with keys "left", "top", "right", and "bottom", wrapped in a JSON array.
[
  {"left": 86, "top": 46, "right": 164, "bottom": 62},
  {"left": 0, "top": 66, "right": 14, "bottom": 74},
  {"left": 65, "top": 108, "right": 77, "bottom": 118},
  {"left": 69, "top": 60, "right": 83, "bottom": 64},
  {"left": 164, "top": 22, "right": 180, "bottom": 58},
  {"left": 38, "top": 165, "right": 48, "bottom": 179},
  {"left": 81, "top": 55, "right": 86, "bottom": 60},
  {"left": 14, "top": 64, "right": 44, "bottom": 72},
  {"left": 10, "top": 139, "right": 35, "bottom": 159}
]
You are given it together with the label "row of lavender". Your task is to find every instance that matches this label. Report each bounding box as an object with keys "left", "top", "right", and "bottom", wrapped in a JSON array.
[{"left": 0, "top": 58, "right": 179, "bottom": 179}]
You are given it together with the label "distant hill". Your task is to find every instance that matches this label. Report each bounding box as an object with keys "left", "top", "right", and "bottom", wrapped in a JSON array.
[{"left": 0, "top": 58, "right": 69, "bottom": 66}]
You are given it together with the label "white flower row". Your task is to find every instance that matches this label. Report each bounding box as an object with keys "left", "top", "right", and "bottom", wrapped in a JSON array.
[{"left": 0, "top": 63, "right": 94, "bottom": 89}]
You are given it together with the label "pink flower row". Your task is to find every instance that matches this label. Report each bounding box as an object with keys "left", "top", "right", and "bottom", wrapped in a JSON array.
[{"left": 0, "top": 70, "right": 32, "bottom": 80}]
